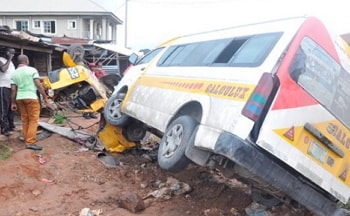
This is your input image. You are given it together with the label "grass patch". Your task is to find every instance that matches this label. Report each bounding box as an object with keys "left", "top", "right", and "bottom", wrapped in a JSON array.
[
  {"left": 53, "top": 114, "right": 66, "bottom": 124},
  {"left": 0, "top": 143, "right": 14, "bottom": 160}
]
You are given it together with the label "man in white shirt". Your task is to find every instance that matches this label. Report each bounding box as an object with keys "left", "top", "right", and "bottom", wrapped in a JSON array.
[{"left": 0, "top": 48, "right": 16, "bottom": 136}]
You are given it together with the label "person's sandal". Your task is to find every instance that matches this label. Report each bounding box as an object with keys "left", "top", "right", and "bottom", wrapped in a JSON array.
[
  {"left": 18, "top": 136, "right": 25, "bottom": 142},
  {"left": 2, "top": 131, "right": 13, "bottom": 136},
  {"left": 26, "top": 144, "right": 43, "bottom": 151}
]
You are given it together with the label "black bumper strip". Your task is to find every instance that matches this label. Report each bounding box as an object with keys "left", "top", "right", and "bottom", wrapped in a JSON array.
[{"left": 214, "top": 132, "right": 346, "bottom": 216}]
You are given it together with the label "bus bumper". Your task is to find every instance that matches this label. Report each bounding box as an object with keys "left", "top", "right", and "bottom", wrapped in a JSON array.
[{"left": 214, "top": 132, "right": 348, "bottom": 216}]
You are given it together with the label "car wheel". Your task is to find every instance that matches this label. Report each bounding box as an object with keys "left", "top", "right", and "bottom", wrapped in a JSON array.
[
  {"left": 158, "top": 115, "right": 198, "bottom": 172},
  {"left": 123, "top": 122, "right": 147, "bottom": 142},
  {"left": 103, "top": 93, "right": 130, "bottom": 126}
]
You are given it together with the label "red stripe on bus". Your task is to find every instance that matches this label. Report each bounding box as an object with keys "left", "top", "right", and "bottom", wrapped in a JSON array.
[{"left": 272, "top": 17, "right": 340, "bottom": 110}]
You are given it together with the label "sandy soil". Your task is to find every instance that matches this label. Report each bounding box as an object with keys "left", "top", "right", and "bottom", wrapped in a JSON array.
[{"left": 0, "top": 113, "right": 312, "bottom": 216}]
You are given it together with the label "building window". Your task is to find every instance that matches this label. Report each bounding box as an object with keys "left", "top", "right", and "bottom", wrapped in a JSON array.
[
  {"left": 33, "top": 20, "right": 41, "bottom": 29},
  {"left": 15, "top": 20, "right": 28, "bottom": 31},
  {"left": 67, "top": 20, "right": 76, "bottom": 29},
  {"left": 43, "top": 20, "right": 56, "bottom": 34}
]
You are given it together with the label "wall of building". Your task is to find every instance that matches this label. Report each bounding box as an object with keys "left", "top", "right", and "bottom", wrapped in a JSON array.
[{"left": 0, "top": 15, "right": 117, "bottom": 42}]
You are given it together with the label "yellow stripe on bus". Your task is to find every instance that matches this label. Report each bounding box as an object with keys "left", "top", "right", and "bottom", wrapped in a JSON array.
[{"left": 134, "top": 76, "right": 255, "bottom": 101}]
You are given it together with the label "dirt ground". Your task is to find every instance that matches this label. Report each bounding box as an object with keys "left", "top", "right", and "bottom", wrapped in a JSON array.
[{"left": 0, "top": 113, "right": 313, "bottom": 216}]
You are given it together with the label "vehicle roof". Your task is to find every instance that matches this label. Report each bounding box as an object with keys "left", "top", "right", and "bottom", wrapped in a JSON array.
[{"left": 173, "top": 16, "right": 308, "bottom": 45}]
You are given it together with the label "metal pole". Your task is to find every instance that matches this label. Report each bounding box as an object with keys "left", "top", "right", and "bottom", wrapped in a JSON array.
[{"left": 125, "top": 0, "right": 128, "bottom": 47}]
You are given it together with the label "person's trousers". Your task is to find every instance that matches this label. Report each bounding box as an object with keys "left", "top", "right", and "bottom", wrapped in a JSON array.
[
  {"left": 16, "top": 99, "right": 40, "bottom": 145},
  {"left": 0, "top": 87, "right": 15, "bottom": 133}
]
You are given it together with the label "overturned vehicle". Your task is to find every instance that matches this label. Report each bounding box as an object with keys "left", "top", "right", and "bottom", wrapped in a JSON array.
[
  {"left": 40, "top": 46, "right": 137, "bottom": 152},
  {"left": 41, "top": 47, "right": 118, "bottom": 114}
]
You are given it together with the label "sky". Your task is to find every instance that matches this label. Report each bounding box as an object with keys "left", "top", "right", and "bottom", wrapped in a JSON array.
[{"left": 95, "top": 0, "right": 350, "bottom": 51}]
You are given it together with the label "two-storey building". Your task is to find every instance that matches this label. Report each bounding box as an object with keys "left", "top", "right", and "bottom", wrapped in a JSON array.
[{"left": 0, "top": 0, "right": 122, "bottom": 43}]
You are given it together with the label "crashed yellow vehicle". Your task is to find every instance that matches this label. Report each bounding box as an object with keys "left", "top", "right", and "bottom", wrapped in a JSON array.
[
  {"left": 41, "top": 52, "right": 108, "bottom": 114},
  {"left": 40, "top": 49, "right": 135, "bottom": 152}
]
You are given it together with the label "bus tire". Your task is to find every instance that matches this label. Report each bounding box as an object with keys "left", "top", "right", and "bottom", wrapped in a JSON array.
[
  {"left": 157, "top": 115, "right": 197, "bottom": 172},
  {"left": 103, "top": 93, "right": 130, "bottom": 126}
]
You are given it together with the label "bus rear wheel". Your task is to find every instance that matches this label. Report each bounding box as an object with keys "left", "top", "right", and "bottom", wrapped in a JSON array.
[{"left": 157, "top": 115, "right": 197, "bottom": 172}]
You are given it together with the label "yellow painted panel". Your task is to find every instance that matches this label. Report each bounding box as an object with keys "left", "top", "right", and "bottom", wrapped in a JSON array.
[
  {"left": 274, "top": 120, "right": 350, "bottom": 186},
  {"left": 97, "top": 124, "right": 136, "bottom": 153}
]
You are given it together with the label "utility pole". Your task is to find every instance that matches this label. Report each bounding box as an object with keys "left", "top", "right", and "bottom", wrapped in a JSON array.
[{"left": 124, "top": 0, "right": 128, "bottom": 47}]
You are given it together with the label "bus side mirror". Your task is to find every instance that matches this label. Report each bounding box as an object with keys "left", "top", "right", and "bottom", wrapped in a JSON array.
[{"left": 128, "top": 53, "right": 139, "bottom": 65}]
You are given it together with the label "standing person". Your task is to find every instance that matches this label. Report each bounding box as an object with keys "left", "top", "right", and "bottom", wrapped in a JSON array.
[
  {"left": 10, "top": 55, "right": 48, "bottom": 150},
  {"left": 0, "top": 48, "right": 16, "bottom": 136}
]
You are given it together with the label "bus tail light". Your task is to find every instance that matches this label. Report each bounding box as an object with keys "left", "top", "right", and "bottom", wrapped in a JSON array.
[{"left": 242, "top": 73, "right": 274, "bottom": 122}]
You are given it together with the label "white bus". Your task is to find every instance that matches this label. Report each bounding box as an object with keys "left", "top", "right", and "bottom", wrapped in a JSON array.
[{"left": 104, "top": 16, "right": 350, "bottom": 215}]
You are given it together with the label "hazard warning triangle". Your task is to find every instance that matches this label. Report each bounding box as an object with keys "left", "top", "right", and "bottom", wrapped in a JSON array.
[{"left": 283, "top": 126, "right": 294, "bottom": 141}]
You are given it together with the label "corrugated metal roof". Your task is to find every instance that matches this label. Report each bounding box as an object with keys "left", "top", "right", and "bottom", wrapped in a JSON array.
[
  {"left": 0, "top": 31, "right": 56, "bottom": 52},
  {"left": 52, "top": 36, "right": 93, "bottom": 45},
  {"left": 94, "top": 43, "right": 136, "bottom": 56}
]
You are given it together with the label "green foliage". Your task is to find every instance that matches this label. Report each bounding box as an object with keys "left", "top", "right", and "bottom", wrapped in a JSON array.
[
  {"left": 0, "top": 144, "right": 14, "bottom": 160},
  {"left": 53, "top": 114, "right": 66, "bottom": 124}
]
